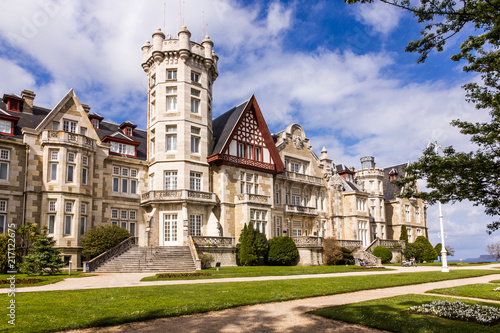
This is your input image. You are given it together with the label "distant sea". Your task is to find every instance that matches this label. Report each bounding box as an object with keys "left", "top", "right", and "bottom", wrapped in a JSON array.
[{"left": 445, "top": 254, "right": 494, "bottom": 263}]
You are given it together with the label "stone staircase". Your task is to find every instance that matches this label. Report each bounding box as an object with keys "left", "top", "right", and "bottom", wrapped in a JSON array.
[{"left": 94, "top": 246, "right": 197, "bottom": 273}]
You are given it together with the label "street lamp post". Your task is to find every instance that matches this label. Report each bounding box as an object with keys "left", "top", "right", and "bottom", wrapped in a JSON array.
[{"left": 428, "top": 141, "right": 449, "bottom": 273}]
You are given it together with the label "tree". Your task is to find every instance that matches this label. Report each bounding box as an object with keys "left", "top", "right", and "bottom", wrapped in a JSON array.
[
  {"left": 415, "top": 236, "right": 438, "bottom": 262},
  {"left": 399, "top": 225, "right": 408, "bottom": 244},
  {"left": 237, "top": 222, "right": 268, "bottom": 266},
  {"left": 81, "top": 225, "right": 132, "bottom": 259},
  {"left": 17, "top": 221, "right": 39, "bottom": 256},
  {"left": 267, "top": 236, "right": 299, "bottom": 265},
  {"left": 20, "top": 228, "right": 64, "bottom": 275},
  {"left": 487, "top": 242, "right": 500, "bottom": 262},
  {"left": 345, "top": 0, "right": 500, "bottom": 233},
  {"left": 323, "top": 237, "right": 344, "bottom": 265},
  {"left": 403, "top": 242, "right": 426, "bottom": 262},
  {"left": 0, "top": 234, "right": 21, "bottom": 273},
  {"left": 434, "top": 243, "right": 455, "bottom": 261},
  {"left": 373, "top": 246, "right": 393, "bottom": 263}
]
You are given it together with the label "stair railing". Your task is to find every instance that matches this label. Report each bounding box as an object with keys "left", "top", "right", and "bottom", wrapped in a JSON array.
[{"left": 87, "top": 236, "right": 138, "bottom": 272}]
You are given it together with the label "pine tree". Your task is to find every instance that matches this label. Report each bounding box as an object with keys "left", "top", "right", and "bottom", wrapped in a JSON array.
[{"left": 21, "top": 228, "right": 64, "bottom": 275}]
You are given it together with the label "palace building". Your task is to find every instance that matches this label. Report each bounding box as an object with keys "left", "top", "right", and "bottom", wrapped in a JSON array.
[{"left": 0, "top": 26, "right": 427, "bottom": 269}]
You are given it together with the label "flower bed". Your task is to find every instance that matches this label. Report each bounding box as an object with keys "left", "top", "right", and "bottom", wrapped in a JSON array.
[
  {"left": 157, "top": 272, "right": 211, "bottom": 278},
  {"left": 0, "top": 278, "right": 44, "bottom": 284},
  {"left": 409, "top": 300, "right": 500, "bottom": 325}
]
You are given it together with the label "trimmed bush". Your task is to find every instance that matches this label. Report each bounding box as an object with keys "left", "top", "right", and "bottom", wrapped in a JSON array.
[
  {"left": 199, "top": 253, "right": 214, "bottom": 269},
  {"left": 81, "top": 225, "right": 132, "bottom": 259},
  {"left": 415, "top": 236, "right": 438, "bottom": 262},
  {"left": 373, "top": 246, "right": 393, "bottom": 263},
  {"left": 323, "top": 238, "right": 343, "bottom": 265},
  {"left": 267, "top": 236, "right": 298, "bottom": 266}
]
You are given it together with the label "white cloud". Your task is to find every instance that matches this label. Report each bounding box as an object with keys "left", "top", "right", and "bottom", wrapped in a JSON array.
[{"left": 353, "top": 1, "right": 402, "bottom": 34}]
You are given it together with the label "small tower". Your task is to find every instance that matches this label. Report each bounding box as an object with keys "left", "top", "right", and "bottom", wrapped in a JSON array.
[{"left": 140, "top": 26, "right": 219, "bottom": 247}]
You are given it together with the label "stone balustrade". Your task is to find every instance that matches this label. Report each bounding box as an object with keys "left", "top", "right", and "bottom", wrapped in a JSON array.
[
  {"left": 141, "top": 190, "right": 217, "bottom": 204},
  {"left": 285, "top": 204, "right": 318, "bottom": 216},
  {"left": 278, "top": 171, "right": 324, "bottom": 185},
  {"left": 42, "top": 130, "right": 96, "bottom": 149},
  {"left": 86, "top": 236, "right": 137, "bottom": 272},
  {"left": 291, "top": 236, "right": 323, "bottom": 247},
  {"left": 191, "top": 236, "right": 235, "bottom": 247},
  {"left": 236, "top": 193, "right": 271, "bottom": 205},
  {"left": 337, "top": 240, "right": 363, "bottom": 249}
]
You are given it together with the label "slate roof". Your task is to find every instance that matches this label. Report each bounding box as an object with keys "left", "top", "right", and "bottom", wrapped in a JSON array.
[
  {"left": 0, "top": 99, "right": 147, "bottom": 161},
  {"left": 342, "top": 178, "right": 363, "bottom": 192},
  {"left": 383, "top": 163, "right": 408, "bottom": 201},
  {"left": 335, "top": 163, "right": 354, "bottom": 173},
  {"left": 210, "top": 99, "right": 249, "bottom": 155}
]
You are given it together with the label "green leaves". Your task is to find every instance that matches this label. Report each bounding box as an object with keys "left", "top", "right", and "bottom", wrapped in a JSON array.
[{"left": 81, "top": 225, "right": 131, "bottom": 259}]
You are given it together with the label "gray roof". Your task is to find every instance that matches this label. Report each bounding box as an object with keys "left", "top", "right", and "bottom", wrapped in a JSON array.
[
  {"left": 383, "top": 163, "right": 407, "bottom": 201},
  {"left": 0, "top": 99, "right": 147, "bottom": 161},
  {"left": 342, "top": 178, "right": 363, "bottom": 192},
  {"left": 210, "top": 99, "right": 249, "bottom": 155},
  {"left": 335, "top": 164, "right": 354, "bottom": 173}
]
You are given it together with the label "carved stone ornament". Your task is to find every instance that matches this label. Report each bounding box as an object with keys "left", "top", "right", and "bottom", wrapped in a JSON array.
[
  {"left": 328, "top": 173, "right": 344, "bottom": 191},
  {"left": 292, "top": 136, "right": 303, "bottom": 150}
]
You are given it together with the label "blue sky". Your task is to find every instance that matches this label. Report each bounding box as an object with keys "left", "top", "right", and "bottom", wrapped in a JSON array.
[{"left": 0, "top": 0, "right": 496, "bottom": 260}]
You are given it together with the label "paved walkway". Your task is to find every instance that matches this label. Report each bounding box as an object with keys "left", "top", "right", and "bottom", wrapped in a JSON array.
[
  {"left": 64, "top": 272, "right": 500, "bottom": 333},
  {"left": 3, "top": 263, "right": 499, "bottom": 293}
]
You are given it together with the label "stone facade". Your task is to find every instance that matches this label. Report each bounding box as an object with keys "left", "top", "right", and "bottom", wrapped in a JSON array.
[{"left": 0, "top": 26, "right": 428, "bottom": 268}]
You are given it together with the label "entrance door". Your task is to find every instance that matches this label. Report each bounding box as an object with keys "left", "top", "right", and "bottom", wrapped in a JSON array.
[{"left": 164, "top": 214, "right": 178, "bottom": 246}]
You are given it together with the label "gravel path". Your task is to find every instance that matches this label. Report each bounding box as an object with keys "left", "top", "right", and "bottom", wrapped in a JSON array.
[{"left": 61, "top": 270, "right": 500, "bottom": 333}]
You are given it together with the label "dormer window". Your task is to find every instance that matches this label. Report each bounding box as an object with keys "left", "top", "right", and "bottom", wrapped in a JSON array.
[
  {"left": 92, "top": 119, "right": 99, "bottom": 129},
  {"left": 88, "top": 113, "right": 104, "bottom": 130},
  {"left": 126, "top": 127, "right": 133, "bottom": 136},
  {"left": 389, "top": 168, "right": 398, "bottom": 181},
  {"left": 119, "top": 121, "right": 137, "bottom": 137},
  {"left": 2, "top": 94, "right": 23, "bottom": 112}
]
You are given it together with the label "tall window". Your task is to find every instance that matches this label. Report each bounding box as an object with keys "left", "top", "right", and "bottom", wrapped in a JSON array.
[
  {"left": 190, "top": 172, "right": 202, "bottom": 191},
  {"left": 405, "top": 205, "right": 410, "bottom": 222},
  {"left": 164, "top": 171, "right": 177, "bottom": 190},
  {"left": 250, "top": 209, "right": 267, "bottom": 235},
  {"left": 237, "top": 142, "right": 245, "bottom": 158},
  {"left": 0, "top": 200, "right": 6, "bottom": 234},
  {"left": 111, "top": 208, "right": 137, "bottom": 236},
  {"left": 370, "top": 199, "right": 376, "bottom": 217},
  {"left": 82, "top": 156, "right": 88, "bottom": 185},
  {"left": 415, "top": 208, "right": 420, "bottom": 224},
  {"left": 112, "top": 166, "right": 138, "bottom": 194},
  {"left": 48, "top": 200, "right": 56, "bottom": 234},
  {"left": 0, "top": 120, "right": 12, "bottom": 134},
  {"left": 80, "top": 203, "right": 87, "bottom": 235},
  {"left": 191, "top": 89, "right": 200, "bottom": 114},
  {"left": 191, "top": 71, "right": 200, "bottom": 83},
  {"left": 240, "top": 172, "right": 258, "bottom": 194},
  {"left": 0, "top": 149, "right": 9, "bottom": 180},
  {"left": 167, "top": 69, "right": 177, "bottom": 80},
  {"left": 166, "top": 125, "right": 177, "bottom": 152},
  {"left": 191, "top": 127, "right": 200, "bottom": 153},
  {"left": 92, "top": 118, "right": 99, "bottom": 129},
  {"left": 62, "top": 120, "right": 77, "bottom": 133},
  {"left": 275, "top": 184, "right": 280, "bottom": 205},
  {"left": 64, "top": 201, "right": 73, "bottom": 235},
  {"left": 150, "top": 91, "right": 156, "bottom": 119},
  {"left": 150, "top": 73, "right": 156, "bottom": 87},
  {"left": 290, "top": 162, "right": 300, "bottom": 173},
  {"left": 166, "top": 87, "right": 177, "bottom": 111},
  {"left": 189, "top": 215, "right": 202, "bottom": 236},
  {"left": 66, "top": 152, "right": 75, "bottom": 183}
]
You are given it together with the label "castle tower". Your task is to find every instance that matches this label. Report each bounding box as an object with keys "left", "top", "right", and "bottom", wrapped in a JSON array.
[
  {"left": 355, "top": 156, "right": 386, "bottom": 240},
  {"left": 140, "top": 27, "right": 219, "bottom": 246}
]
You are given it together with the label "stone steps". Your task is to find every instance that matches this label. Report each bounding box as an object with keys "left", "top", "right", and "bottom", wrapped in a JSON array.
[{"left": 95, "top": 246, "right": 197, "bottom": 273}]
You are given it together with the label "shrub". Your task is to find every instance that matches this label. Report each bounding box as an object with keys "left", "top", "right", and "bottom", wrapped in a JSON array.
[
  {"left": 237, "top": 222, "right": 268, "bottom": 266},
  {"left": 323, "top": 238, "right": 343, "bottom": 265},
  {"left": 404, "top": 242, "right": 426, "bottom": 262},
  {"left": 0, "top": 234, "right": 21, "bottom": 273},
  {"left": 199, "top": 253, "right": 214, "bottom": 269},
  {"left": 267, "top": 236, "right": 298, "bottom": 265},
  {"left": 415, "top": 236, "right": 438, "bottom": 262},
  {"left": 399, "top": 225, "right": 408, "bottom": 244},
  {"left": 81, "top": 225, "right": 132, "bottom": 259},
  {"left": 21, "top": 228, "right": 64, "bottom": 275},
  {"left": 341, "top": 247, "right": 354, "bottom": 264},
  {"left": 373, "top": 246, "right": 393, "bottom": 263}
]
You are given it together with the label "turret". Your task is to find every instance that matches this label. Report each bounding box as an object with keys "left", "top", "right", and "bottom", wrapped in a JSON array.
[
  {"left": 178, "top": 25, "right": 191, "bottom": 62},
  {"left": 141, "top": 41, "right": 151, "bottom": 72},
  {"left": 152, "top": 28, "right": 165, "bottom": 63},
  {"left": 201, "top": 35, "right": 213, "bottom": 68},
  {"left": 360, "top": 156, "right": 375, "bottom": 169}
]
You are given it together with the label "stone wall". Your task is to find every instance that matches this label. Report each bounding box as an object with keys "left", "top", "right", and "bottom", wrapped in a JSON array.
[{"left": 196, "top": 246, "right": 238, "bottom": 267}]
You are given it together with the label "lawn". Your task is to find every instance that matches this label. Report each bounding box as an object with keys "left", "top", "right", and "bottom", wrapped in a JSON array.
[
  {"left": 311, "top": 294, "right": 500, "bottom": 332},
  {"left": 0, "top": 270, "right": 495, "bottom": 332},
  {"left": 0, "top": 271, "right": 91, "bottom": 288},
  {"left": 141, "top": 265, "right": 389, "bottom": 281},
  {"left": 427, "top": 282, "right": 500, "bottom": 301}
]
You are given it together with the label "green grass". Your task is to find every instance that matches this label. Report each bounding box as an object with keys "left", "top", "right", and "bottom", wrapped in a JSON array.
[
  {"left": 385, "top": 262, "right": 493, "bottom": 266},
  {"left": 490, "top": 280, "right": 500, "bottom": 283},
  {"left": 141, "top": 265, "right": 389, "bottom": 281},
  {"left": 312, "top": 294, "right": 500, "bottom": 332},
  {"left": 0, "top": 271, "right": 91, "bottom": 288},
  {"left": 428, "top": 283, "right": 500, "bottom": 301},
  {"left": 0, "top": 270, "right": 495, "bottom": 332}
]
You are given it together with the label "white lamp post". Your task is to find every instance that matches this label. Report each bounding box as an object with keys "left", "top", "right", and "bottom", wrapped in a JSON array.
[{"left": 428, "top": 141, "right": 449, "bottom": 272}]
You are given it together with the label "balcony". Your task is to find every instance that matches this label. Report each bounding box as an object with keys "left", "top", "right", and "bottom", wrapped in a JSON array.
[
  {"left": 292, "top": 236, "right": 323, "bottom": 247},
  {"left": 141, "top": 190, "right": 217, "bottom": 205},
  {"left": 236, "top": 193, "right": 272, "bottom": 206},
  {"left": 278, "top": 171, "right": 323, "bottom": 186},
  {"left": 41, "top": 130, "right": 96, "bottom": 150},
  {"left": 285, "top": 204, "right": 318, "bottom": 216}
]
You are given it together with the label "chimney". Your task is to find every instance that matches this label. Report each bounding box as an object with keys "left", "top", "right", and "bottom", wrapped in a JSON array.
[
  {"left": 21, "top": 89, "right": 36, "bottom": 114},
  {"left": 81, "top": 104, "right": 91, "bottom": 114}
]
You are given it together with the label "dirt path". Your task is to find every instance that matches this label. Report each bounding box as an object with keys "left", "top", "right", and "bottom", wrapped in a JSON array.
[{"left": 64, "top": 273, "right": 500, "bottom": 333}]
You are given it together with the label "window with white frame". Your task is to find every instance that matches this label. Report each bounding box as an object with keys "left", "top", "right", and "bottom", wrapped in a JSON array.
[
  {"left": 190, "top": 172, "right": 202, "bottom": 191},
  {"left": 191, "top": 127, "right": 200, "bottom": 153},
  {"left": 405, "top": 205, "right": 410, "bottom": 222},
  {"left": 291, "top": 188, "right": 301, "bottom": 206},
  {"left": 166, "top": 125, "right": 177, "bottom": 152},
  {"left": 166, "top": 87, "right": 177, "bottom": 111},
  {"left": 189, "top": 215, "right": 202, "bottom": 236},
  {"left": 191, "top": 89, "right": 200, "bottom": 114},
  {"left": 370, "top": 199, "right": 376, "bottom": 217},
  {"left": 110, "top": 142, "right": 135, "bottom": 156},
  {"left": 415, "top": 207, "right": 420, "bottom": 224},
  {"left": 48, "top": 214, "right": 55, "bottom": 234},
  {"left": 62, "top": 119, "right": 77, "bottom": 133},
  {"left": 293, "top": 220, "right": 302, "bottom": 236},
  {"left": 150, "top": 91, "right": 156, "bottom": 119},
  {"left": 92, "top": 118, "right": 99, "bottom": 129},
  {"left": 111, "top": 208, "right": 137, "bottom": 236},
  {"left": 48, "top": 200, "right": 56, "bottom": 213},
  {"left": 240, "top": 172, "right": 258, "bottom": 194},
  {"left": 0, "top": 120, "right": 12, "bottom": 134},
  {"left": 167, "top": 69, "right": 177, "bottom": 80},
  {"left": 150, "top": 73, "right": 156, "bottom": 87},
  {"left": 0, "top": 200, "right": 6, "bottom": 234},
  {"left": 407, "top": 227, "right": 413, "bottom": 242},
  {"left": 417, "top": 228, "right": 421, "bottom": 236},
  {"left": 0, "top": 149, "right": 10, "bottom": 180},
  {"left": 164, "top": 171, "right": 177, "bottom": 190},
  {"left": 275, "top": 184, "right": 280, "bottom": 205},
  {"left": 356, "top": 198, "right": 366, "bottom": 211},
  {"left": 64, "top": 201, "right": 73, "bottom": 235},
  {"left": 250, "top": 209, "right": 267, "bottom": 235},
  {"left": 52, "top": 122, "right": 59, "bottom": 130},
  {"left": 80, "top": 127, "right": 87, "bottom": 136},
  {"left": 112, "top": 166, "right": 138, "bottom": 194},
  {"left": 191, "top": 71, "right": 200, "bottom": 83},
  {"left": 80, "top": 203, "right": 87, "bottom": 235},
  {"left": 66, "top": 152, "right": 76, "bottom": 183}
]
